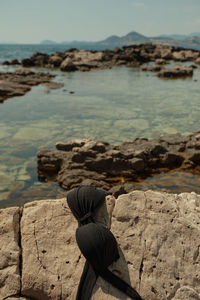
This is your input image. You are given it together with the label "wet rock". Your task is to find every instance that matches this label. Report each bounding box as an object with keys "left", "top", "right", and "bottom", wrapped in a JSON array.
[
  {"left": 195, "top": 57, "right": 200, "bottom": 65},
  {"left": 15, "top": 69, "right": 35, "bottom": 76},
  {"left": 130, "top": 157, "right": 145, "bottom": 171},
  {"left": 48, "top": 55, "right": 63, "bottom": 67},
  {"left": 10, "top": 58, "right": 20, "bottom": 65},
  {"left": 158, "top": 65, "right": 193, "bottom": 79},
  {"left": 2, "top": 60, "right": 10, "bottom": 65},
  {"left": 60, "top": 57, "right": 77, "bottom": 71},
  {"left": 21, "top": 58, "right": 35, "bottom": 67},
  {"left": 0, "top": 69, "right": 61, "bottom": 103},
  {"left": 141, "top": 64, "right": 162, "bottom": 72},
  {"left": 31, "top": 52, "right": 49, "bottom": 66},
  {"left": 38, "top": 132, "right": 200, "bottom": 192},
  {"left": 160, "top": 152, "right": 184, "bottom": 167}
]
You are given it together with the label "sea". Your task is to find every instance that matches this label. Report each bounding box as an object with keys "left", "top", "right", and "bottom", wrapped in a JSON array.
[{"left": 1, "top": 44, "right": 200, "bottom": 208}]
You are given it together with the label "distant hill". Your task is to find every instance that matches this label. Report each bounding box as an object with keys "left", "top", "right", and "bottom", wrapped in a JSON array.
[
  {"left": 156, "top": 32, "right": 200, "bottom": 41},
  {"left": 39, "top": 31, "right": 200, "bottom": 51},
  {"left": 98, "top": 31, "right": 150, "bottom": 46},
  {"left": 40, "top": 40, "right": 58, "bottom": 45}
]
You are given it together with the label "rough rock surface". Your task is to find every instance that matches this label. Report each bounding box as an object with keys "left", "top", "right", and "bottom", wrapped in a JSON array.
[
  {"left": 0, "top": 69, "right": 63, "bottom": 103},
  {"left": 4, "top": 44, "right": 200, "bottom": 77},
  {"left": 158, "top": 65, "right": 193, "bottom": 78},
  {"left": 0, "top": 190, "right": 200, "bottom": 299},
  {"left": 0, "top": 207, "right": 21, "bottom": 299},
  {"left": 37, "top": 132, "right": 200, "bottom": 196}
]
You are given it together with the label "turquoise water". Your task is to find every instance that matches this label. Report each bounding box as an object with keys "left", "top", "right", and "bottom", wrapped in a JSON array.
[{"left": 1, "top": 56, "right": 200, "bottom": 207}]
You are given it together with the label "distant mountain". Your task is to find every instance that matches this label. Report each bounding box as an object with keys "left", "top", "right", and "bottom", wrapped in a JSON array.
[
  {"left": 156, "top": 33, "right": 200, "bottom": 41},
  {"left": 40, "top": 40, "right": 58, "bottom": 45},
  {"left": 157, "top": 34, "right": 188, "bottom": 41},
  {"left": 38, "top": 31, "right": 200, "bottom": 51},
  {"left": 98, "top": 31, "right": 150, "bottom": 46}
]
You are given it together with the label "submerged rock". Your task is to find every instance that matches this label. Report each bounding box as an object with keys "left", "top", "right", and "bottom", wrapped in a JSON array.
[{"left": 0, "top": 190, "right": 200, "bottom": 299}]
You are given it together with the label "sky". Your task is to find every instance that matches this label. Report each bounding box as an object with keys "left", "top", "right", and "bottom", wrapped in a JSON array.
[{"left": 0, "top": 0, "right": 200, "bottom": 43}]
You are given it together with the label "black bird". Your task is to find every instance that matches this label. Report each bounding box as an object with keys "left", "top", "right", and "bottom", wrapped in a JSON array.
[{"left": 67, "top": 185, "right": 144, "bottom": 300}]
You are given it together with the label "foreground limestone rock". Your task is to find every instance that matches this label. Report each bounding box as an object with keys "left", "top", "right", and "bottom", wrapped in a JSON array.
[
  {"left": 20, "top": 198, "right": 84, "bottom": 299},
  {"left": 112, "top": 191, "right": 200, "bottom": 300},
  {"left": 0, "top": 69, "right": 63, "bottom": 103},
  {"left": 37, "top": 132, "right": 200, "bottom": 196},
  {"left": 0, "top": 207, "right": 21, "bottom": 299},
  {"left": 0, "top": 191, "right": 200, "bottom": 299}
]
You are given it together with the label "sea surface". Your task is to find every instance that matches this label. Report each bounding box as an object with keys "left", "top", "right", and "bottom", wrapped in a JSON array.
[{"left": 1, "top": 44, "right": 200, "bottom": 208}]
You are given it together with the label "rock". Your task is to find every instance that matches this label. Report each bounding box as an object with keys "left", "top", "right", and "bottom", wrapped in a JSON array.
[
  {"left": 0, "top": 207, "right": 21, "bottom": 299},
  {"left": 60, "top": 57, "right": 77, "bottom": 71},
  {"left": 0, "top": 81, "right": 31, "bottom": 103},
  {"left": 48, "top": 55, "right": 63, "bottom": 67},
  {"left": 15, "top": 69, "right": 35, "bottom": 76},
  {"left": 0, "top": 70, "right": 61, "bottom": 103},
  {"left": 158, "top": 65, "right": 193, "bottom": 79},
  {"left": 172, "top": 51, "right": 187, "bottom": 61},
  {"left": 2, "top": 60, "right": 10, "bottom": 65},
  {"left": 20, "top": 198, "right": 83, "bottom": 299},
  {"left": 38, "top": 132, "right": 200, "bottom": 191},
  {"left": 111, "top": 191, "right": 200, "bottom": 300},
  {"left": 141, "top": 64, "right": 162, "bottom": 72},
  {"left": 195, "top": 57, "right": 200, "bottom": 64},
  {"left": 130, "top": 157, "right": 145, "bottom": 171},
  {"left": 31, "top": 52, "right": 49, "bottom": 66},
  {"left": 10, "top": 59, "right": 20, "bottom": 65},
  {"left": 4, "top": 44, "right": 200, "bottom": 73},
  {"left": 21, "top": 58, "right": 35, "bottom": 67},
  {"left": 155, "top": 58, "right": 168, "bottom": 65},
  {"left": 1, "top": 190, "right": 200, "bottom": 299}
]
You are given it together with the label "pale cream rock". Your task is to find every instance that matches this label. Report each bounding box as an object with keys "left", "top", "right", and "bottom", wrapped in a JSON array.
[
  {"left": 1, "top": 190, "right": 200, "bottom": 299},
  {"left": 0, "top": 207, "right": 21, "bottom": 299}
]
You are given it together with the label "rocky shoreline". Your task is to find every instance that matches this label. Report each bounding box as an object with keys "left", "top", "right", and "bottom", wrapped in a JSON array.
[
  {"left": 0, "top": 69, "right": 63, "bottom": 103},
  {"left": 1, "top": 43, "right": 200, "bottom": 102},
  {"left": 1, "top": 190, "right": 199, "bottom": 299},
  {"left": 37, "top": 131, "right": 200, "bottom": 197},
  {"left": 3, "top": 43, "right": 200, "bottom": 79}
]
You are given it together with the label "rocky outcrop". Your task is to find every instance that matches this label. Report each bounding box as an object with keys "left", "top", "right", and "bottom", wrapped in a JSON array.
[
  {"left": 0, "top": 69, "right": 63, "bottom": 103},
  {"left": 0, "top": 190, "right": 200, "bottom": 299},
  {"left": 4, "top": 44, "right": 200, "bottom": 76},
  {"left": 158, "top": 65, "right": 193, "bottom": 79},
  {"left": 37, "top": 132, "right": 200, "bottom": 196}
]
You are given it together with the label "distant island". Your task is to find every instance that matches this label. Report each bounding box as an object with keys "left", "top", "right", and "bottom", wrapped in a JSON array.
[{"left": 40, "top": 31, "right": 200, "bottom": 50}]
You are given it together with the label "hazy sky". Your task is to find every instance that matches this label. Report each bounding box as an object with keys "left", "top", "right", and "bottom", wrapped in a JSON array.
[{"left": 0, "top": 0, "right": 200, "bottom": 43}]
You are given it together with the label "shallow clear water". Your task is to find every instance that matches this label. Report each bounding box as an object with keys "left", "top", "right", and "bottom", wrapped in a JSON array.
[{"left": 1, "top": 47, "right": 200, "bottom": 207}]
